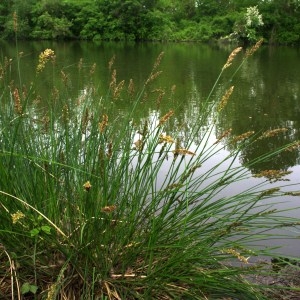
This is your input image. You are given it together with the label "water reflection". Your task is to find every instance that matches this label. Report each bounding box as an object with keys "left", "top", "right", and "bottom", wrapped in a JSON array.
[{"left": 1, "top": 41, "right": 299, "bottom": 171}]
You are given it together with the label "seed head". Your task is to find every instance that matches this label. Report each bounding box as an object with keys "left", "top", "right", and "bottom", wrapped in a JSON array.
[
  {"left": 258, "top": 128, "right": 288, "bottom": 140},
  {"left": 218, "top": 86, "right": 234, "bottom": 112},
  {"left": 113, "top": 80, "right": 125, "bottom": 99},
  {"left": 222, "top": 248, "right": 249, "bottom": 264},
  {"left": 145, "top": 71, "right": 163, "bottom": 86},
  {"left": 99, "top": 114, "right": 108, "bottom": 133},
  {"left": 230, "top": 131, "right": 255, "bottom": 144},
  {"left": 110, "top": 69, "right": 117, "bottom": 91},
  {"left": 134, "top": 139, "right": 144, "bottom": 151},
  {"left": 83, "top": 181, "right": 92, "bottom": 191},
  {"left": 258, "top": 188, "right": 280, "bottom": 199},
  {"left": 13, "top": 88, "right": 22, "bottom": 115},
  {"left": 81, "top": 108, "right": 90, "bottom": 134},
  {"left": 36, "top": 49, "right": 55, "bottom": 73},
  {"left": 11, "top": 211, "right": 25, "bottom": 224},
  {"left": 222, "top": 47, "right": 243, "bottom": 70},
  {"left": 159, "top": 134, "right": 175, "bottom": 144},
  {"left": 153, "top": 51, "right": 164, "bottom": 71},
  {"left": 246, "top": 38, "right": 264, "bottom": 57},
  {"left": 254, "top": 170, "right": 292, "bottom": 183},
  {"left": 284, "top": 141, "right": 300, "bottom": 152},
  {"left": 158, "top": 110, "right": 174, "bottom": 127},
  {"left": 214, "top": 128, "right": 232, "bottom": 144},
  {"left": 107, "top": 141, "right": 113, "bottom": 159},
  {"left": 101, "top": 205, "right": 116, "bottom": 213},
  {"left": 284, "top": 191, "right": 300, "bottom": 196},
  {"left": 172, "top": 149, "right": 196, "bottom": 156},
  {"left": 13, "top": 11, "right": 18, "bottom": 32}
]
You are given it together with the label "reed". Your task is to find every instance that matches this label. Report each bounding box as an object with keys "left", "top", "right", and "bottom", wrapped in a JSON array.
[{"left": 0, "top": 43, "right": 300, "bottom": 299}]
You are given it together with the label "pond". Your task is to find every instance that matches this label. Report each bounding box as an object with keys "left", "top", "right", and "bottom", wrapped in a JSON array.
[{"left": 1, "top": 40, "right": 300, "bottom": 256}]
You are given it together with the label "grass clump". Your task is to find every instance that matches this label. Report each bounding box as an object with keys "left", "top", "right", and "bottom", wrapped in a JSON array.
[{"left": 1, "top": 41, "right": 300, "bottom": 299}]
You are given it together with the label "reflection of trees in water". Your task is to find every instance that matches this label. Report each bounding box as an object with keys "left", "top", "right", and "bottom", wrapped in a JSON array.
[
  {"left": 239, "top": 134, "right": 299, "bottom": 173},
  {"left": 138, "top": 82, "right": 300, "bottom": 176},
  {"left": 163, "top": 49, "right": 300, "bottom": 173},
  {"left": 63, "top": 45, "right": 300, "bottom": 176},
  {"left": 218, "top": 101, "right": 300, "bottom": 173},
  {"left": 216, "top": 50, "right": 300, "bottom": 173}
]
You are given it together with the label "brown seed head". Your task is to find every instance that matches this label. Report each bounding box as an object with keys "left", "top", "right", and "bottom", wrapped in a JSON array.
[
  {"left": 99, "top": 114, "right": 108, "bottom": 133},
  {"left": 159, "top": 134, "right": 175, "bottom": 144},
  {"left": 107, "top": 141, "right": 113, "bottom": 159},
  {"left": 246, "top": 38, "right": 264, "bottom": 57},
  {"left": 222, "top": 47, "right": 243, "bottom": 70},
  {"left": 101, "top": 205, "right": 116, "bottom": 213},
  {"left": 258, "top": 188, "right": 280, "bottom": 198},
  {"left": 13, "top": 11, "right": 18, "bottom": 32},
  {"left": 158, "top": 110, "right": 174, "bottom": 127},
  {"left": 230, "top": 131, "right": 255, "bottom": 144},
  {"left": 11, "top": 210, "right": 25, "bottom": 224},
  {"left": 36, "top": 49, "right": 55, "bottom": 73},
  {"left": 254, "top": 169, "right": 292, "bottom": 183},
  {"left": 172, "top": 149, "right": 196, "bottom": 156},
  {"left": 81, "top": 108, "right": 90, "bottom": 133},
  {"left": 83, "top": 181, "right": 92, "bottom": 191},
  {"left": 284, "top": 191, "right": 300, "bottom": 196},
  {"left": 113, "top": 80, "right": 125, "bottom": 99},
  {"left": 153, "top": 52, "right": 164, "bottom": 71},
  {"left": 284, "top": 141, "right": 300, "bottom": 152},
  {"left": 258, "top": 128, "right": 288, "bottom": 140},
  {"left": 134, "top": 139, "right": 144, "bottom": 151},
  {"left": 13, "top": 88, "right": 22, "bottom": 115},
  {"left": 222, "top": 248, "right": 249, "bottom": 264},
  {"left": 218, "top": 86, "right": 234, "bottom": 112},
  {"left": 214, "top": 128, "right": 232, "bottom": 144},
  {"left": 145, "top": 71, "right": 163, "bottom": 86},
  {"left": 110, "top": 69, "right": 117, "bottom": 90}
]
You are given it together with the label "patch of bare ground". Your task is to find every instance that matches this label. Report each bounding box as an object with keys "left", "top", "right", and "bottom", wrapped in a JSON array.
[{"left": 245, "top": 261, "right": 300, "bottom": 300}]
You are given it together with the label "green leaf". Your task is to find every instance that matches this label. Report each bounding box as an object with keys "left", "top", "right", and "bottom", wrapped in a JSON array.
[
  {"left": 21, "top": 282, "right": 38, "bottom": 295},
  {"left": 41, "top": 225, "right": 51, "bottom": 235},
  {"left": 21, "top": 282, "right": 30, "bottom": 294},
  {"left": 30, "top": 284, "right": 38, "bottom": 294},
  {"left": 30, "top": 228, "right": 40, "bottom": 237}
]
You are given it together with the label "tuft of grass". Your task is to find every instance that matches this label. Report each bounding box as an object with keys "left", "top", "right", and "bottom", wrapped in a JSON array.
[{"left": 1, "top": 42, "right": 300, "bottom": 299}]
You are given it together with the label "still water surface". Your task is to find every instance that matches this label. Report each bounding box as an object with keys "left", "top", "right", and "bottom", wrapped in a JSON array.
[{"left": 1, "top": 40, "right": 300, "bottom": 256}]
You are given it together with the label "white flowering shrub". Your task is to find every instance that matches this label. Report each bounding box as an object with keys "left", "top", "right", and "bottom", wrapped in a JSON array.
[
  {"left": 245, "top": 6, "right": 264, "bottom": 28},
  {"left": 233, "top": 6, "right": 264, "bottom": 43}
]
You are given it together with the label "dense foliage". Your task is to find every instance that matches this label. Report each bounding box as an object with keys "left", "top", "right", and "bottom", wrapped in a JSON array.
[{"left": 0, "top": 1, "right": 300, "bottom": 43}]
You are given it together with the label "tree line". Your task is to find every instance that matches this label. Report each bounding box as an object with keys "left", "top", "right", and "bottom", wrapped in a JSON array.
[{"left": 1, "top": 0, "right": 299, "bottom": 45}]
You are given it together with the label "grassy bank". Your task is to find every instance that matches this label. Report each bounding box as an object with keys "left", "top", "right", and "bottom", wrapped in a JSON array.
[{"left": 1, "top": 41, "right": 300, "bottom": 299}]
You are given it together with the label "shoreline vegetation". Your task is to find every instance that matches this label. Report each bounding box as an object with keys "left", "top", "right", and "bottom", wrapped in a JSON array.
[
  {"left": 1, "top": 34, "right": 300, "bottom": 298},
  {"left": 1, "top": 1, "right": 300, "bottom": 45}
]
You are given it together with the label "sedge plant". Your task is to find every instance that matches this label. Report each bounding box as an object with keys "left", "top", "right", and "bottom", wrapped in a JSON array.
[{"left": 1, "top": 41, "right": 300, "bottom": 300}]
